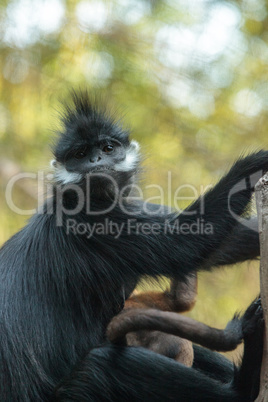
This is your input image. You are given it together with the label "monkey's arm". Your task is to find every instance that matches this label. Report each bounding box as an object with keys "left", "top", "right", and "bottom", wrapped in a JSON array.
[
  {"left": 125, "top": 216, "right": 258, "bottom": 312},
  {"left": 148, "top": 203, "right": 260, "bottom": 267},
  {"left": 201, "top": 218, "right": 259, "bottom": 268},
  {"left": 128, "top": 153, "right": 267, "bottom": 279},
  {"left": 126, "top": 275, "right": 197, "bottom": 313},
  {"left": 173, "top": 154, "right": 264, "bottom": 274},
  {"left": 125, "top": 215, "right": 258, "bottom": 314}
]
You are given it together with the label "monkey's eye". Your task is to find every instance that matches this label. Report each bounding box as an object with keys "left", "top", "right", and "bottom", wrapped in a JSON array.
[
  {"left": 74, "top": 150, "right": 87, "bottom": 159},
  {"left": 102, "top": 145, "right": 114, "bottom": 153}
]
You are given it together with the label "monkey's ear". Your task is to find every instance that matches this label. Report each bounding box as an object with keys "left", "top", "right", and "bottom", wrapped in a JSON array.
[
  {"left": 129, "top": 140, "right": 140, "bottom": 152},
  {"left": 50, "top": 159, "right": 57, "bottom": 168}
]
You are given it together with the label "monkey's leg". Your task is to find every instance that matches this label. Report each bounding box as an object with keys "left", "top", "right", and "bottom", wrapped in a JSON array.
[
  {"left": 192, "top": 345, "right": 234, "bottom": 382},
  {"left": 107, "top": 308, "right": 243, "bottom": 352},
  {"left": 126, "top": 330, "right": 194, "bottom": 366},
  {"left": 53, "top": 345, "right": 241, "bottom": 402},
  {"left": 235, "top": 296, "right": 264, "bottom": 401}
]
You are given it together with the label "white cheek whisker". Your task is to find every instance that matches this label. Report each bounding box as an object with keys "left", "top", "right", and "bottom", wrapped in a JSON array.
[
  {"left": 53, "top": 164, "right": 83, "bottom": 184},
  {"left": 114, "top": 140, "right": 140, "bottom": 172}
]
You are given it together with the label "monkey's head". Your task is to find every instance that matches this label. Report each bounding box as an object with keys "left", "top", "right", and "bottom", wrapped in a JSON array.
[{"left": 51, "top": 92, "right": 140, "bottom": 198}]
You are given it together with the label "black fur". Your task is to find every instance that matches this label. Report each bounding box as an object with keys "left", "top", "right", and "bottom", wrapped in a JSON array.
[
  {"left": 54, "top": 298, "right": 264, "bottom": 402},
  {"left": 0, "top": 92, "right": 266, "bottom": 401}
]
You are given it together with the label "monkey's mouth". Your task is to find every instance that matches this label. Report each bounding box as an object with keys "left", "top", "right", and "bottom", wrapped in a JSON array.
[{"left": 88, "top": 166, "right": 115, "bottom": 174}]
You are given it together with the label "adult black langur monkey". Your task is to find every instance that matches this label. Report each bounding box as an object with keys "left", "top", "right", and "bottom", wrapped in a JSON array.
[{"left": 0, "top": 91, "right": 266, "bottom": 401}]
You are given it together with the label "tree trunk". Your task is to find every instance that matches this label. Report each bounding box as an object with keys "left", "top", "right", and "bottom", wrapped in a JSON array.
[{"left": 255, "top": 173, "right": 268, "bottom": 401}]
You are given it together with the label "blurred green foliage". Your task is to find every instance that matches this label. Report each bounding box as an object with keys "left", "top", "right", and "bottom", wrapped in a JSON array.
[{"left": 0, "top": 0, "right": 267, "bottom": 339}]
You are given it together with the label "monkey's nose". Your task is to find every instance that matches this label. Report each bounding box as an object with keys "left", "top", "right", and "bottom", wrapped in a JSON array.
[{"left": 90, "top": 156, "right": 102, "bottom": 163}]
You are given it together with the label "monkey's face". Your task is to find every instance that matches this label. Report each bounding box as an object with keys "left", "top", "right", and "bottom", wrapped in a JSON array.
[
  {"left": 60, "top": 139, "right": 127, "bottom": 174},
  {"left": 52, "top": 138, "right": 140, "bottom": 186},
  {"left": 51, "top": 92, "right": 141, "bottom": 198}
]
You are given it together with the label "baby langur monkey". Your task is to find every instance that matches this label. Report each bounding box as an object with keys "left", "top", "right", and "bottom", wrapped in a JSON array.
[
  {"left": 121, "top": 275, "right": 197, "bottom": 366},
  {"left": 107, "top": 274, "right": 243, "bottom": 367}
]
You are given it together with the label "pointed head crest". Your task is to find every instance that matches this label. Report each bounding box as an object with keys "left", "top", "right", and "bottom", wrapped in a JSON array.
[{"left": 53, "top": 91, "right": 130, "bottom": 162}]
